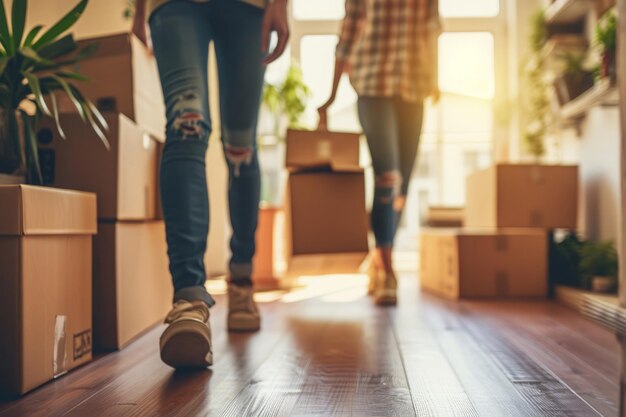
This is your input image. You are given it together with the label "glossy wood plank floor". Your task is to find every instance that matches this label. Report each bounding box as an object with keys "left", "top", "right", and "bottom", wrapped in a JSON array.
[{"left": 0, "top": 261, "right": 620, "bottom": 416}]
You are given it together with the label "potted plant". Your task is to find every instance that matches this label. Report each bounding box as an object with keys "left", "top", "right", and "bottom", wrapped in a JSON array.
[
  {"left": 0, "top": 0, "right": 107, "bottom": 184},
  {"left": 594, "top": 10, "right": 617, "bottom": 81},
  {"left": 553, "top": 52, "right": 594, "bottom": 105},
  {"left": 259, "top": 62, "right": 310, "bottom": 205},
  {"left": 549, "top": 231, "right": 586, "bottom": 287},
  {"left": 579, "top": 240, "right": 618, "bottom": 293}
]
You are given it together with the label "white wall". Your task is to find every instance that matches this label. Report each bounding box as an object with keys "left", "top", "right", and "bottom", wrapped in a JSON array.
[{"left": 23, "top": 0, "right": 230, "bottom": 276}]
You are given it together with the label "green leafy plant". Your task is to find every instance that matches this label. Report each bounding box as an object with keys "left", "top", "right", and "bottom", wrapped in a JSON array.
[
  {"left": 262, "top": 63, "right": 310, "bottom": 136},
  {"left": 550, "top": 232, "right": 587, "bottom": 287},
  {"left": 523, "top": 9, "right": 552, "bottom": 160},
  {"left": 0, "top": 0, "right": 108, "bottom": 184},
  {"left": 579, "top": 240, "right": 618, "bottom": 290},
  {"left": 595, "top": 10, "right": 617, "bottom": 53},
  {"left": 595, "top": 9, "right": 618, "bottom": 79}
]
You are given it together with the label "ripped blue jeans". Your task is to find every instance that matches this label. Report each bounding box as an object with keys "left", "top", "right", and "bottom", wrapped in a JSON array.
[
  {"left": 357, "top": 96, "right": 424, "bottom": 248},
  {"left": 150, "top": 0, "right": 265, "bottom": 307}
]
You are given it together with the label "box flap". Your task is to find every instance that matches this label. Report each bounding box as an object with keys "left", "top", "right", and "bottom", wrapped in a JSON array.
[
  {"left": 0, "top": 185, "right": 97, "bottom": 236},
  {"left": 286, "top": 129, "right": 360, "bottom": 169}
]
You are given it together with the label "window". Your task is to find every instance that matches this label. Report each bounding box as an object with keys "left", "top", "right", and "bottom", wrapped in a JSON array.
[{"left": 439, "top": 0, "right": 500, "bottom": 18}]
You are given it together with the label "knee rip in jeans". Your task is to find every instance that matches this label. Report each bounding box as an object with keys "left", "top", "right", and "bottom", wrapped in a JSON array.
[
  {"left": 224, "top": 144, "right": 253, "bottom": 178},
  {"left": 375, "top": 171, "right": 402, "bottom": 204},
  {"left": 171, "top": 92, "right": 209, "bottom": 140}
]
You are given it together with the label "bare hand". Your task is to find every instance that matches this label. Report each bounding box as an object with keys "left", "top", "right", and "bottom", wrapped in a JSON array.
[
  {"left": 132, "top": 11, "right": 152, "bottom": 52},
  {"left": 430, "top": 87, "right": 441, "bottom": 104},
  {"left": 262, "top": 0, "right": 289, "bottom": 65}
]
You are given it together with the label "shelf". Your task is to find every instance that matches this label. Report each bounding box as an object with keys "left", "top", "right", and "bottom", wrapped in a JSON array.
[
  {"left": 555, "top": 285, "right": 625, "bottom": 334},
  {"left": 559, "top": 78, "right": 619, "bottom": 121},
  {"left": 545, "top": 0, "right": 595, "bottom": 25}
]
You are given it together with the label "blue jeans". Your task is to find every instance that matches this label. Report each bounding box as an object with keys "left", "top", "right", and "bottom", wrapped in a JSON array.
[
  {"left": 357, "top": 96, "right": 424, "bottom": 247},
  {"left": 150, "top": 0, "right": 266, "bottom": 307}
]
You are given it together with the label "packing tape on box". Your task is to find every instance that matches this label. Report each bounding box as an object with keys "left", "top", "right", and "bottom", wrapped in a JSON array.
[{"left": 53, "top": 315, "right": 68, "bottom": 378}]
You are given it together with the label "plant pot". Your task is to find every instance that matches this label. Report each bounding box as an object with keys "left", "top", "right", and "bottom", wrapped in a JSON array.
[
  {"left": 0, "top": 108, "right": 24, "bottom": 178},
  {"left": 601, "top": 50, "right": 616, "bottom": 81},
  {"left": 591, "top": 275, "right": 615, "bottom": 293},
  {"left": 553, "top": 72, "right": 595, "bottom": 105}
]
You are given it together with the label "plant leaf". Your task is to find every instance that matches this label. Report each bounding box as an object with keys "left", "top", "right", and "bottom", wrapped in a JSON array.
[
  {"left": 49, "top": 91, "right": 65, "bottom": 139},
  {"left": 56, "top": 70, "right": 89, "bottom": 81},
  {"left": 48, "top": 74, "right": 86, "bottom": 121},
  {"left": 70, "top": 86, "right": 109, "bottom": 149},
  {"left": 33, "top": 0, "right": 88, "bottom": 49},
  {"left": 0, "top": 56, "right": 9, "bottom": 75},
  {"left": 11, "top": 0, "right": 27, "bottom": 52},
  {"left": 24, "top": 72, "right": 51, "bottom": 116},
  {"left": 0, "top": 1, "right": 11, "bottom": 53},
  {"left": 37, "top": 34, "right": 77, "bottom": 60},
  {"left": 23, "top": 25, "right": 43, "bottom": 47},
  {"left": 19, "top": 47, "right": 54, "bottom": 66},
  {"left": 20, "top": 110, "right": 43, "bottom": 184}
]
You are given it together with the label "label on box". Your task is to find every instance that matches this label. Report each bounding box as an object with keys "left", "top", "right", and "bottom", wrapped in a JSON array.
[
  {"left": 73, "top": 329, "right": 92, "bottom": 360},
  {"left": 53, "top": 315, "right": 68, "bottom": 378},
  {"left": 317, "top": 140, "right": 331, "bottom": 159}
]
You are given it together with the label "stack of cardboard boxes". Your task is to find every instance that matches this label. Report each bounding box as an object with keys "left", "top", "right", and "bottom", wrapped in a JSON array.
[
  {"left": 420, "top": 164, "right": 579, "bottom": 299},
  {"left": 37, "top": 33, "right": 171, "bottom": 350},
  {"left": 283, "top": 129, "right": 369, "bottom": 276}
]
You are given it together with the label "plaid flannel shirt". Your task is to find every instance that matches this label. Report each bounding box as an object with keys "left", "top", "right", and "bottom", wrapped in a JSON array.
[{"left": 336, "top": 0, "right": 442, "bottom": 102}]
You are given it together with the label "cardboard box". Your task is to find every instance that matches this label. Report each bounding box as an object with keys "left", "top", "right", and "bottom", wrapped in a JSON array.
[
  {"left": 465, "top": 164, "right": 578, "bottom": 229},
  {"left": 93, "top": 221, "right": 171, "bottom": 351},
  {"left": 419, "top": 228, "right": 548, "bottom": 300},
  {"left": 427, "top": 206, "right": 464, "bottom": 227},
  {"left": 0, "top": 185, "right": 96, "bottom": 396},
  {"left": 38, "top": 113, "right": 159, "bottom": 221},
  {"left": 284, "top": 130, "right": 369, "bottom": 275},
  {"left": 70, "top": 33, "right": 165, "bottom": 140}
]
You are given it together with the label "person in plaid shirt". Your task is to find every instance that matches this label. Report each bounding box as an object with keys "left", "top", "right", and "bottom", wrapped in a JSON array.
[{"left": 318, "top": 0, "right": 442, "bottom": 306}]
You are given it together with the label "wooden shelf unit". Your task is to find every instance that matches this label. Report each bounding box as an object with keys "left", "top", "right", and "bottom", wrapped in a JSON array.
[
  {"left": 559, "top": 78, "right": 619, "bottom": 121},
  {"left": 545, "top": 0, "right": 595, "bottom": 25}
]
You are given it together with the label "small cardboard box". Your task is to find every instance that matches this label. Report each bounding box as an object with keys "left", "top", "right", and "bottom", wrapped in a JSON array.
[
  {"left": 0, "top": 185, "right": 96, "bottom": 396},
  {"left": 93, "top": 221, "right": 171, "bottom": 351},
  {"left": 38, "top": 113, "right": 159, "bottom": 221},
  {"left": 465, "top": 164, "right": 578, "bottom": 229},
  {"left": 70, "top": 33, "right": 165, "bottom": 140},
  {"left": 420, "top": 228, "right": 548, "bottom": 299},
  {"left": 284, "top": 129, "right": 369, "bottom": 275}
]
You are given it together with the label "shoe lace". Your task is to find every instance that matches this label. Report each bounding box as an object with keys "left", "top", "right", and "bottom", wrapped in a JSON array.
[{"left": 164, "top": 301, "right": 209, "bottom": 324}]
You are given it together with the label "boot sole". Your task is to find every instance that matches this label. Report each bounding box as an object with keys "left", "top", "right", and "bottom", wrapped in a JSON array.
[
  {"left": 160, "top": 320, "right": 213, "bottom": 368},
  {"left": 375, "top": 289, "right": 398, "bottom": 306}
]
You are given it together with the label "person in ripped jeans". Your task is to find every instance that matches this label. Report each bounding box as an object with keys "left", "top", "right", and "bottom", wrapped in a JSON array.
[{"left": 133, "top": 0, "right": 288, "bottom": 368}]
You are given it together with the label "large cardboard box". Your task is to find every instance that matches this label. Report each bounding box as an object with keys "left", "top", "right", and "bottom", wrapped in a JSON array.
[
  {"left": 93, "top": 221, "right": 171, "bottom": 351},
  {"left": 0, "top": 185, "right": 96, "bottom": 396},
  {"left": 38, "top": 113, "right": 159, "bottom": 221},
  {"left": 284, "top": 130, "right": 369, "bottom": 275},
  {"left": 70, "top": 33, "right": 165, "bottom": 140},
  {"left": 420, "top": 228, "right": 548, "bottom": 299},
  {"left": 465, "top": 164, "right": 578, "bottom": 229}
]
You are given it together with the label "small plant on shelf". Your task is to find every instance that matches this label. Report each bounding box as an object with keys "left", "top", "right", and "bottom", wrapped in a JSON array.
[
  {"left": 579, "top": 240, "right": 618, "bottom": 293},
  {"left": 0, "top": 0, "right": 108, "bottom": 184},
  {"left": 553, "top": 52, "right": 594, "bottom": 104},
  {"left": 594, "top": 9, "right": 617, "bottom": 80}
]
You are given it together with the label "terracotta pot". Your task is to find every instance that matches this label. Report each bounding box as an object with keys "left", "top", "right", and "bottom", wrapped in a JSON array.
[
  {"left": 591, "top": 275, "right": 615, "bottom": 293},
  {"left": 601, "top": 50, "right": 616, "bottom": 81}
]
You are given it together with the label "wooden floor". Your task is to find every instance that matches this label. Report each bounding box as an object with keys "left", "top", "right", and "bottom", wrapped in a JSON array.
[{"left": 0, "top": 266, "right": 620, "bottom": 416}]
